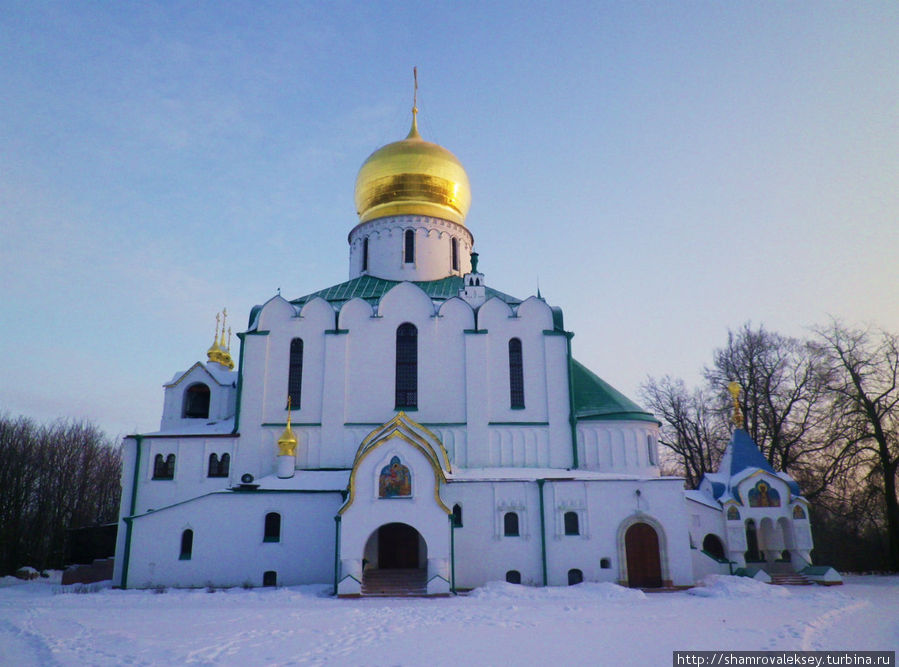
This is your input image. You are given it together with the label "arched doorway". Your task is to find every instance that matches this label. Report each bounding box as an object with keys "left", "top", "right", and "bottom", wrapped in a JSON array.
[
  {"left": 745, "top": 519, "right": 761, "bottom": 562},
  {"left": 625, "top": 522, "right": 662, "bottom": 588},
  {"left": 702, "top": 534, "right": 726, "bottom": 561},
  {"left": 376, "top": 523, "right": 423, "bottom": 570}
]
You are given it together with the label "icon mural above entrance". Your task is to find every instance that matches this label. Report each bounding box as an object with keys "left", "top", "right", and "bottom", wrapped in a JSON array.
[{"left": 379, "top": 456, "right": 412, "bottom": 498}]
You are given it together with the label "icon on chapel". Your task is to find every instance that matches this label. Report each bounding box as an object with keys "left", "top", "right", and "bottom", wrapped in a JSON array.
[
  {"left": 379, "top": 456, "right": 412, "bottom": 498},
  {"left": 726, "top": 506, "right": 740, "bottom": 521},
  {"left": 792, "top": 505, "right": 806, "bottom": 519},
  {"left": 748, "top": 479, "right": 780, "bottom": 508}
]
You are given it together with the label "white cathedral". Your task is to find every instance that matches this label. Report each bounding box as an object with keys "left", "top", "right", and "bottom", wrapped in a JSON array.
[{"left": 113, "top": 98, "right": 834, "bottom": 594}]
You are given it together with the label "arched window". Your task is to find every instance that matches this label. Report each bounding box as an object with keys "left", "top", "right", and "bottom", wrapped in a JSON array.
[
  {"left": 180, "top": 529, "right": 193, "bottom": 560},
  {"left": 600, "top": 557, "right": 611, "bottom": 569},
  {"left": 702, "top": 534, "right": 726, "bottom": 560},
  {"left": 568, "top": 568, "right": 583, "bottom": 586},
  {"left": 183, "top": 383, "right": 210, "bottom": 419},
  {"left": 404, "top": 229, "right": 415, "bottom": 263},
  {"left": 564, "top": 511, "right": 580, "bottom": 536},
  {"left": 153, "top": 453, "right": 175, "bottom": 480},
  {"left": 208, "top": 453, "right": 229, "bottom": 478},
  {"left": 647, "top": 435, "right": 656, "bottom": 465},
  {"left": 504, "top": 512, "right": 520, "bottom": 537},
  {"left": 362, "top": 237, "right": 369, "bottom": 272},
  {"left": 288, "top": 338, "right": 303, "bottom": 408},
  {"left": 509, "top": 338, "right": 524, "bottom": 408},
  {"left": 505, "top": 570, "right": 521, "bottom": 584},
  {"left": 451, "top": 237, "right": 459, "bottom": 271},
  {"left": 452, "top": 504, "right": 463, "bottom": 528},
  {"left": 395, "top": 323, "right": 418, "bottom": 409},
  {"left": 263, "top": 570, "right": 277, "bottom": 587},
  {"left": 264, "top": 512, "right": 281, "bottom": 543}
]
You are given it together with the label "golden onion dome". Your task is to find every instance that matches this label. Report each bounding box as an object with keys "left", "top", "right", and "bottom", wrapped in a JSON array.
[{"left": 354, "top": 112, "right": 471, "bottom": 226}]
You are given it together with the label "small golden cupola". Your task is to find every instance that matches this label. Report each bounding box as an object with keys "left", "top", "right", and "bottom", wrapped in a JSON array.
[
  {"left": 206, "top": 309, "right": 235, "bottom": 370},
  {"left": 277, "top": 396, "right": 298, "bottom": 458},
  {"left": 354, "top": 69, "right": 471, "bottom": 226}
]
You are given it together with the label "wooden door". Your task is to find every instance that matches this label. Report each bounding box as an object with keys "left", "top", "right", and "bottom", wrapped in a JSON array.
[{"left": 625, "top": 522, "right": 662, "bottom": 588}]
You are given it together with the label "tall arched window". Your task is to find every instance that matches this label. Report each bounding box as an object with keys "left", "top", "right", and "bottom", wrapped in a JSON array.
[
  {"left": 264, "top": 512, "right": 281, "bottom": 543},
  {"left": 288, "top": 338, "right": 303, "bottom": 408},
  {"left": 564, "top": 511, "right": 580, "bottom": 536},
  {"left": 183, "top": 383, "right": 210, "bottom": 419},
  {"left": 509, "top": 338, "right": 525, "bottom": 408},
  {"left": 404, "top": 229, "right": 415, "bottom": 263},
  {"left": 451, "top": 237, "right": 459, "bottom": 271},
  {"left": 504, "top": 511, "right": 520, "bottom": 537},
  {"left": 362, "top": 237, "right": 369, "bottom": 272},
  {"left": 180, "top": 529, "right": 193, "bottom": 560},
  {"left": 395, "top": 323, "right": 418, "bottom": 409}
]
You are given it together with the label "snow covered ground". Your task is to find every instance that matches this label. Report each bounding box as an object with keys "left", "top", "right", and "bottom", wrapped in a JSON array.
[{"left": 1, "top": 574, "right": 896, "bottom": 665}]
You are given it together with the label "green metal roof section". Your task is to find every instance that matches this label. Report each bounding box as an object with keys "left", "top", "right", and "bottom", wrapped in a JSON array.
[
  {"left": 571, "top": 359, "right": 658, "bottom": 423},
  {"left": 291, "top": 275, "right": 522, "bottom": 308}
]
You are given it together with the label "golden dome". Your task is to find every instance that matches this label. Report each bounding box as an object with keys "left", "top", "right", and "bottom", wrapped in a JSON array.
[{"left": 354, "top": 113, "right": 471, "bottom": 225}]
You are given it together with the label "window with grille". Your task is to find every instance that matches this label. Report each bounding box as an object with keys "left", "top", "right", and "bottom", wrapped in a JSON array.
[
  {"left": 509, "top": 338, "right": 525, "bottom": 408},
  {"left": 288, "top": 338, "right": 303, "bottom": 408},
  {"left": 395, "top": 323, "right": 418, "bottom": 409},
  {"left": 504, "top": 511, "right": 520, "bottom": 537},
  {"left": 207, "top": 453, "right": 230, "bottom": 478},
  {"left": 182, "top": 383, "right": 210, "bottom": 418},
  {"left": 564, "top": 511, "right": 580, "bottom": 536}
]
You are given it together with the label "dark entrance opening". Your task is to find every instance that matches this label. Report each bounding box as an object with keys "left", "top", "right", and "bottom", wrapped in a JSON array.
[
  {"left": 745, "top": 519, "right": 761, "bottom": 562},
  {"left": 377, "top": 522, "right": 420, "bottom": 569},
  {"left": 625, "top": 522, "right": 663, "bottom": 588}
]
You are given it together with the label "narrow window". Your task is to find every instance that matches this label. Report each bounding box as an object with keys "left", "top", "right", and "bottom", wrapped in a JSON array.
[
  {"left": 165, "top": 454, "right": 176, "bottom": 479},
  {"left": 504, "top": 512, "right": 520, "bottom": 537},
  {"left": 263, "top": 570, "right": 277, "bottom": 587},
  {"left": 505, "top": 570, "right": 521, "bottom": 584},
  {"left": 264, "top": 512, "right": 281, "bottom": 542},
  {"left": 219, "top": 452, "right": 230, "bottom": 477},
  {"left": 647, "top": 435, "right": 656, "bottom": 465},
  {"left": 509, "top": 338, "right": 524, "bottom": 408},
  {"left": 362, "top": 237, "right": 369, "bottom": 272},
  {"left": 600, "top": 557, "right": 611, "bottom": 569},
  {"left": 452, "top": 504, "right": 463, "bottom": 528},
  {"left": 288, "top": 338, "right": 303, "bottom": 409},
  {"left": 395, "top": 323, "right": 418, "bottom": 409},
  {"left": 180, "top": 529, "right": 193, "bottom": 560},
  {"left": 564, "top": 511, "right": 580, "bottom": 536},
  {"left": 183, "top": 383, "right": 211, "bottom": 419},
  {"left": 568, "top": 568, "right": 583, "bottom": 586},
  {"left": 404, "top": 229, "right": 415, "bottom": 263},
  {"left": 451, "top": 237, "right": 459, "bottom": 271}
]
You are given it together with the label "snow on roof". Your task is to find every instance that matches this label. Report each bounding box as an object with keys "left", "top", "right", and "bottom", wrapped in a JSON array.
[
  {"left": 447, "top": 468, "right": 682, "bottom": 483},
  {"left": 251, "top": 471, "right": 350, "bottom": 492},
  {"left": 139, "top": 419, "right": 236, "bottom": 437},
  {"left": 684, "top": 489, "right": 722, "bottom": 510}
]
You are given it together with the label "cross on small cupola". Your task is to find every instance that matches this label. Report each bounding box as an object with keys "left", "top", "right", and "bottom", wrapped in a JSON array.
[{"left": 459, "top": 251, "right": 487, "bottom": 307}]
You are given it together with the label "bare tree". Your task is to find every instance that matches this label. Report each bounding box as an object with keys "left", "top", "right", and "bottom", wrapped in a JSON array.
[
  {"left": 814, "top": 323, "right": 899, "bottom": 571},
  {"left": 641, "top": 376, "right": 727, "bottom": 488}
]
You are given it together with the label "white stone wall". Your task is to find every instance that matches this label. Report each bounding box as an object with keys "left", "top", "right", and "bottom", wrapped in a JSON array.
[
  {"left": 347, "top": 216, "right": 473, "bottom": 281},
  {"left": 123, "top": 491, "right": 341, "bottom": 588},
  {"left": 159, "top": 364, "right": 237, "bottom": 431},
  {"left": 577, "top": 422, "right": 661, "bottom": 475}
]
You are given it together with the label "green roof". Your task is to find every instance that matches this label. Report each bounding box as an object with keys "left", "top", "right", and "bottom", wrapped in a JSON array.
[
  {"left": 571, "top": 359, "right": 657, "bottom": 423},
  {"left": 291, "top": 275, "right": 521, "bottom": 308}
]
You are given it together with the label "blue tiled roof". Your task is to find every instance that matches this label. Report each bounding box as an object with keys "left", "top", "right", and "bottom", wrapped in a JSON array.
[{"left": 729, "top": 429, "right": 776, "bottom": 476}]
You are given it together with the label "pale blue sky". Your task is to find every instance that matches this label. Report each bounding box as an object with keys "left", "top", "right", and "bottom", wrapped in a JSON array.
[{"left": 2, "top": 2, "right": 897, "bottom": 438}]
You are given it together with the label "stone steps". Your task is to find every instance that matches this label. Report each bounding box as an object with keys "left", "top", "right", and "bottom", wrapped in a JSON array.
[
  {"left": 361, "top": 568, "right": 428, "bottom": 597},
  {"left": 769, "top": 573, "right": 814, "bottom": 586}
]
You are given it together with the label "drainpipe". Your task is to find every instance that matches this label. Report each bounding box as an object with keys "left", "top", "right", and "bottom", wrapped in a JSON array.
[
  {"left": 537, "top": 479, "right": 548, "bottom": 587},
  {"left": 121, "top": 435, "right": 143, "bottom": 590},
  {"left": 333, "top": 515, "right": 341, "bottom": 596},
  {"left": 449, "top": 513, "right": 457, "bottom": 594}
]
